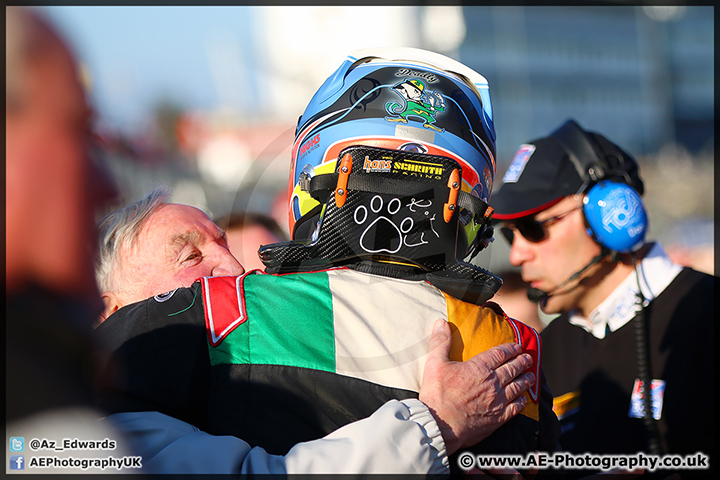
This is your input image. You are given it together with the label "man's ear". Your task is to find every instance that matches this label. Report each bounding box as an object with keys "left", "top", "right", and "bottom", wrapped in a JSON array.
[{"left": 98, "top": 293, "right": 122, "bottom": 325}]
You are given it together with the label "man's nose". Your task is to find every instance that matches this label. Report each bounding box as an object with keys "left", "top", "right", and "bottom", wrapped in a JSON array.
[
  {"left": 213, "top": 249, "right": 245, "bottom": 276},
  {"left": 507, "top": 232, "right": 534, "bottom": 267}
]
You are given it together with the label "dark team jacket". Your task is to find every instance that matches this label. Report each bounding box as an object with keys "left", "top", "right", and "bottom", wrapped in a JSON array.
[
  {"left": 95, "top": 268, "right": 559, "bottom": 464},
  {"left": 542, "top": 267, "right": 715, "bottom": 464}
]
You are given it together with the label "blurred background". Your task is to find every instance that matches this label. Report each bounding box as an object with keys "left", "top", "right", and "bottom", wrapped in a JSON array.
[{"left": 44, "top": 5, "right": 714, "bottom": 292}]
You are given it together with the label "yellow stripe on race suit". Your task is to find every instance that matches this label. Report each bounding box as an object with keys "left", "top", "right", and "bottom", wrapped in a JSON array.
[{"left": 443, "top": 294, "right": 541, "bottom": 421}]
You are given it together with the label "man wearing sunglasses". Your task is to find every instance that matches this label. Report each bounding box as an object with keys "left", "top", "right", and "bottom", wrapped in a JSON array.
[{"left": 490, "top": 119, "right": 714, "bottom": 476}]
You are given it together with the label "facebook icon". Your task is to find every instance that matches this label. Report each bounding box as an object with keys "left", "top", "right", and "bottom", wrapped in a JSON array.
[{"left": 10, "top": 455, "right": 25, "bottom": 470}]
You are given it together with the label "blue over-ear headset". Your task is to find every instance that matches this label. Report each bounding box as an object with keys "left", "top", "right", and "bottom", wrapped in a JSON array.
[
  {"left": 550, "top": 120, "right": 662, "bottom": 454},
  {"left": 550, "top": 120, "right": 647, "bottom": 254}
]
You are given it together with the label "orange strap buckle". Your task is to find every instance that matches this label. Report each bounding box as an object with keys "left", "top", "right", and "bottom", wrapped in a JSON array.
[
  {"left": 443, "top": 168, "right": 460, "bottom": 223},
  {"left": 484, "top": 205, "right": 494, "bottom": 221},
  {"left": 335, "top": 153, "right": 353, "bottom": 208}
]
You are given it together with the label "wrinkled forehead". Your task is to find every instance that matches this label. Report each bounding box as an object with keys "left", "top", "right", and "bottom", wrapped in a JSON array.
[
  {"left": 148, "top": 204, "right": 218, "bottom": 237},
  {"left": 124, "top": 204, "right": 214, "bottom": 254}
]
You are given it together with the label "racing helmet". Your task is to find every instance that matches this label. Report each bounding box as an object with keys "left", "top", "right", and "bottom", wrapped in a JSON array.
[
  {"left": 288, "top": 46, "right": 497, "bottom": 254},
  {"left": 262, "top": 47, "right": 501, "bottom": 303}
]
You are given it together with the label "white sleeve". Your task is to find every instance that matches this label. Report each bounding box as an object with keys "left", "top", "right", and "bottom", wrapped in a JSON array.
[{"left": 106, "top": 399, "right": 449, "bottom": 476}]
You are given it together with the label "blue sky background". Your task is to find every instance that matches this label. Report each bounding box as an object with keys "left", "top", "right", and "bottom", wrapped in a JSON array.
[{"left": 45, "top": 6, "right": 258, "bottom": 132}]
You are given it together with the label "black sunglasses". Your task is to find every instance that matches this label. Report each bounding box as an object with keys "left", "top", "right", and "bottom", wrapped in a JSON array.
[{"left": 500, "top": 206, "right": 581, "bottom": 244}]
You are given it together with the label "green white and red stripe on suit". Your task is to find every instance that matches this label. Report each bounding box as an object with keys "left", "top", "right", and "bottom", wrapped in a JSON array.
[{"left": 96, "top": 266, "right": 559, "bottom": 461}]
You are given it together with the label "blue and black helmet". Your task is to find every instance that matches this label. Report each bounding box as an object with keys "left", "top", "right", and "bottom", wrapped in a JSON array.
[
  {"left": 288, "top": 47, "right": 497, "bottom": 250},
  {"left": 265, "top": 47, "right": 502, "bottom": 303}
]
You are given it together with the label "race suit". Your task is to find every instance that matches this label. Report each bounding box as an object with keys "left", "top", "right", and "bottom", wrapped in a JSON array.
[{"left": 96, "top": 266, "right": 559, "bottom": 474}]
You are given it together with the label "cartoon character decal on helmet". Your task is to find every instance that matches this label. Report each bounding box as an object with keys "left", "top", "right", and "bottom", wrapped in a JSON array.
[{"left": 385, "top": 78, "right": 446, "bottom": 132}]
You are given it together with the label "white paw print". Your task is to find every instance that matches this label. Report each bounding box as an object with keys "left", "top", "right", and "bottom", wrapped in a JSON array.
[{"left": 354, "top": 196, "right": 437, "bottom": 254}]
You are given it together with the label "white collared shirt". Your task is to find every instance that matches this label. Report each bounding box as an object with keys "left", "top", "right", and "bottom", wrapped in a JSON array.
[{"left": 568, "top": 243, "right": 683, "bottom": 339}]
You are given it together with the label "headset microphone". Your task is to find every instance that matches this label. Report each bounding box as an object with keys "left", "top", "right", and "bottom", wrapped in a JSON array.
[
  {"left": 526, "top": 253, "right": 605, "bottom": 303},
  {"left": 526, "top": 120, "right": 648, "bottom": 305}
]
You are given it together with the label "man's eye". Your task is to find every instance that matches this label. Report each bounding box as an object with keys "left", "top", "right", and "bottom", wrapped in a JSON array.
[{"left": 183, "top": 252, "right": 202, "bottom": 263}]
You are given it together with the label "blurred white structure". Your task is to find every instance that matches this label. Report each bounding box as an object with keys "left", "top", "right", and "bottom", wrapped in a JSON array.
[{"left": 254, "top": 6, "right": 427, "bottom": 120}]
